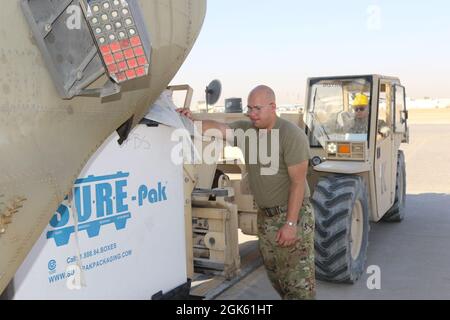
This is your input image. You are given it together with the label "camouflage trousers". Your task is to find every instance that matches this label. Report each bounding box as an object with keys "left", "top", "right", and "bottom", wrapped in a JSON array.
[{"left": 257, "top": 202, "right": 316, "bottom": 300}]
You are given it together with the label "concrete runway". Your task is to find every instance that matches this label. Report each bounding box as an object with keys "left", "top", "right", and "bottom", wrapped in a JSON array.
[{"left": 216, "top": 124, "right": 450, "bottom": 300}]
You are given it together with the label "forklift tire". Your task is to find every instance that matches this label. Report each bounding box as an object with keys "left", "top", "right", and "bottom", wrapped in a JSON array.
[
  {"left": 312, "top": 175, "right": 370, "bottom": 283},
  {"left": 382, "top": 151, "right": 406, "bottom": 222}
]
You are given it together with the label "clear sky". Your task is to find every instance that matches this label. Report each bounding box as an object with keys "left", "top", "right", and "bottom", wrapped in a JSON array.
[{"left": 171, "top": 0, "right": 450, "bottom": 106}]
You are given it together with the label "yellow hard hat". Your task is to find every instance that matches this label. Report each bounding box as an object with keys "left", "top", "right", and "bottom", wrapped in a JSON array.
[{"left": 353, "top": 93, "right": 369, "bottom": 107}]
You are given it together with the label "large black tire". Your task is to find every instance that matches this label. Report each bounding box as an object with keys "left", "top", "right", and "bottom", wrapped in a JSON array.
[
  {"left": 312, "top": 175, "right": 370, "bottom": 283},
  {"left": 382, "top": 151, "right": 406, "bottom": 222}
]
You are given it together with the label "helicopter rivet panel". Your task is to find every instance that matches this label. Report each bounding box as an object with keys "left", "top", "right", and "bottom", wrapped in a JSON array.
[
  {"left": 83, "top": 0, "right": 151, "bottom": 84},
  {"left": 20, "top": 0, "right": 152, "bottom": 98}
]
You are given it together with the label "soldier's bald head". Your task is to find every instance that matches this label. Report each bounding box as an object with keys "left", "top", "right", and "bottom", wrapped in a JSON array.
[
  {"left": 246, "top": 85, "right": 278, "bottom": 129},
  {"left": 248, "top": 85, "right": 276, "bottom": 105}
]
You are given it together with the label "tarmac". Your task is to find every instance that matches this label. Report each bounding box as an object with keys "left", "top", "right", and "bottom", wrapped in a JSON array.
[{"left": 211, "top": 123, "right": 450, "bottom": 300}]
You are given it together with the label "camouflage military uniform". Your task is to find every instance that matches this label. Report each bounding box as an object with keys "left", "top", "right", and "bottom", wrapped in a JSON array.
[
  {"left": 258, "top": 202, "right": 316, "bottom": 300},
  {"left": 349, "top": 118, "right": 368, "bottom": 133},
  {"left": 229, "top": 117, "right": 315, "bottom": 300}
]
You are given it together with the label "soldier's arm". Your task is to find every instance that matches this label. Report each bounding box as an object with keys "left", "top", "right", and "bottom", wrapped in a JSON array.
[
  {"left": 286, "top": 160, "right": 308, "bottom": 225},
  {"left": 276, "top": 160, "right": 309, "bottom": 247},
  {"left": 176, "top": 108, "right": 231, "bottom": 138},
  {"left": 200, "top": 120, "right": 231, "bottom": 138}
]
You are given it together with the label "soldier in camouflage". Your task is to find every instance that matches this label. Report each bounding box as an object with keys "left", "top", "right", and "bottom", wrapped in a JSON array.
[
  {"left": 258, "top": 203, "right": 315, "bottom": 299},
  {"left": 228, "top": 86, "right": 315, "bottom": 300},
  {"left": 177, "top": 85, "right": 315, "bottom": 300}
]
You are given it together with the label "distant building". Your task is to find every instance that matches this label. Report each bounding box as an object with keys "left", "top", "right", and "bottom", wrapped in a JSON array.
[
  {"left": 213, "top": 106, "right": 225, "bottom": 113},
  {"left": 195, "top": 101, "right": 207, "bottom": 112},
  {"left": 278, "top": 104, "right": 303, "bottom": 113},
  {"left": 407, "top": 98, "right": 450, "bottom": 109}
]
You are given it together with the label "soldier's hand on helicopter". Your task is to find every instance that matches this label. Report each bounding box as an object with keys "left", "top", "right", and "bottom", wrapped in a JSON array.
[
  {"left": 176, "top": 108, "right": 193, "bottom": 120},
  {"left": 276, "top": 223, "right": 298, "bottom": 247}
]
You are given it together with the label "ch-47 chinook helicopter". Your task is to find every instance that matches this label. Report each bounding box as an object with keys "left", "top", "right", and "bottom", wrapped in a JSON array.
[{"left": 0, "top": 0, "right": 207, "bottom": 294}]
